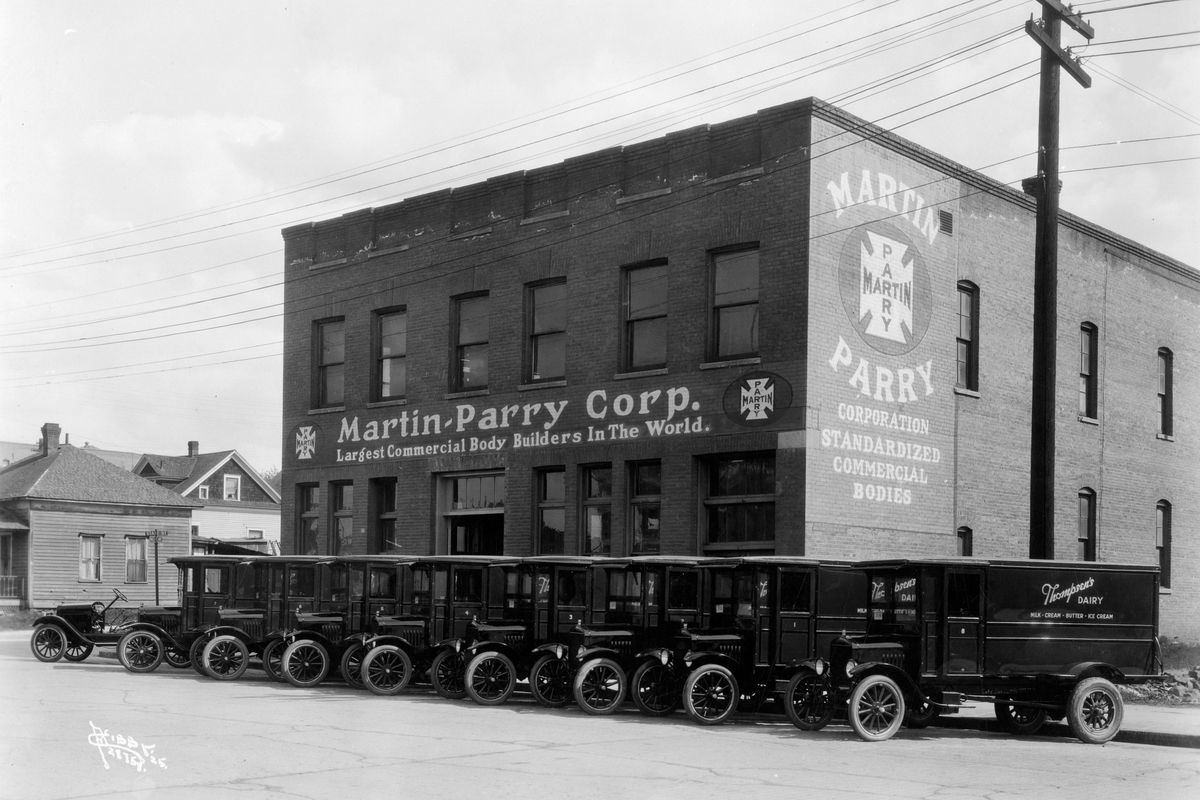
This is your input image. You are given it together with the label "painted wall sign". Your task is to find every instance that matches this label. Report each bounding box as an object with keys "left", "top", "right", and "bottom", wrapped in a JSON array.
[{"left": 722, "top": 371, "right": 793, "bottom": 427}]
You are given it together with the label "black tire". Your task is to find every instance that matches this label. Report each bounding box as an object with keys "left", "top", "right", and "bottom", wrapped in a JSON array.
[
  {"left": 528, "top": 654, "right": 572, "bottom": 708},
  {"left": 784, "top": 671, "right": 834, "bottom": 731},
  {"left": 163, "top": 645, "right": 191, "bottom": 669},
  {"left": 260, "top": 639, "right": 285, "bottom": 682},
  {"left": 465, "top": 651, "right": 517, "bottom": 706},
  {"left": 203, "top": 635, "right": 250, "bottom": 681},
  {"left": 282, "top": 640, "right": 330, "bottom": 688},
  {"left": 682, "top": 664, "right": 739, "bottom": 725},
  {"left": 30, "top": 625, "right": 67, "bottom": 663},
  {"left": 1067, "top": 677, "right": 1124, "bottom": 744},
  {"left": 995, "top": 700, "right": 1048, "bottom": 735},
  {"left": 361, "top": 645, "right": 413, "bottom": 696},
  {"left": 631, "top": 660, "right": 678, "bottom": 716},
  {"left": 905, "top": 699, "right": 938, "bottom": 729},
  {"left": 339, "top": 643, "right": 365, "bottom": 689},
  {"left": 64, "top": 641, "right": 95, "bottom": 662},
  {"left": 430, "top": 650, "right": 467, "bottom": 699},
  {"left": 117, "top": 631, "right": 164, "bottom": 673},
  {"left": 848, "top": 674, "right": 906, "bottom": 742},
  {"left": 189, "top": 636, "right": 210, "bottom": 676},
  {"left": 573, "top": 657, "right": 627, "bottom": 715}
]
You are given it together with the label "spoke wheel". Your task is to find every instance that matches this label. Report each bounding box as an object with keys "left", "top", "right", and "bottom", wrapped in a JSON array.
[
  {"left": 784, "top": 671, "right": 834, "bottom": 731},
  {"left": 203, "top": 635, "right": 250, "bottom": 681},
  {"left": 362, "top": 645, "right": 413, "bottom": 696},
  {"left": 163, "top": 645, "right": 191, "bottom": 669},
  {"left": 118, "top": 631, "right": 164, "bottom": 673},
  {"left": 430, "top": 650, "right": 467, "bottom": 699},
  {"left": 1068, "top": 677, "right": 1124, "bottom": 744},
  {"left": 260, "top": 639, "right": 285, "bottom": 682},
  {"left": 528, "top": 654, "right": 572, "bottom": 708},
  {"left": 64, "top": 641, "right": 95, "bottom": 663},
  {"left": 339, "top": 643, "right": 366, "bottom": 689},
  {"left": 189, "top": 636, "right": 211, "bottom": 675},
  {"left": 573, "top": 657, "right": 627, "bottom": 715},
  {"left": 631, "top": 660, "right": 678, "bottom": 716},
  {"left": 282, "top": 640, "right": 330, "bottom": 688},
  {"left": 465, "top": 652, "right": 517, "bottom": 706},
  {"left": 683, "top": 664, "right": 739, "bottom": 725},
  {"left": 995, "top": 700, "right": 1048, "bottom": 735},
  {"left": 30, "top": 625, "right": 67, "bottom": 663},
  {"left": 848, "top": 674, "right": 906, "bottom": 742}
]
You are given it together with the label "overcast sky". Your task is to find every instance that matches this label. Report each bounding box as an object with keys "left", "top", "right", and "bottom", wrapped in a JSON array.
[{"left": 1, "top": 0, "right": 1197, "bottom": 473}]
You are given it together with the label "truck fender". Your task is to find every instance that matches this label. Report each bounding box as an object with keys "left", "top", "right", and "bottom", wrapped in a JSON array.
[
  {"left": 636, "top": 646, "right": 673, "bottom": 667},
  {"left": 361, "top": 633, "right": 418, "bottom": 653},
  {"left": 848, "top": 662, "right": 919, "bottom": 699},
  {"left": 32, "top": 615, "right": 88, "bottom": 641},
  {"left": 530, "top": 642, "right": 568, "bottom": 660},
  {"left": 1068, "top": 662, "right": 1126, "bottom": 683},
  {"left": 117, "top": 621, "right": 177, "bottom": 641},
  {"left": 464, "top": 640, "right": 512, "bottom": 659},
  {"left": 576, "top": 644, "right": 624, "bottom": 664},
  {"left": 202, "top": 625, "right": 259, "bottom": 646},
  {"left": 774, "top": 661, "right": 829, "bottom": 697},
  {"left": 683, "top": 648, "right": 740, "bottom": 674},
  {"left": 434, "top": 636, "right": 465, "bottom": 653}
]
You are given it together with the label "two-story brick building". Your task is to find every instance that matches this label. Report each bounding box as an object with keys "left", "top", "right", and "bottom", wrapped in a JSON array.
[{"left": 279, "top": 98, "right": 1199, "bottom": 639}]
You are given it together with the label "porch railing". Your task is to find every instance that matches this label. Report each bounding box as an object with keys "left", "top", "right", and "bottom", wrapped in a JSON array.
[{"left": 0, "top": 575, "right": 24, "bottom": 598}]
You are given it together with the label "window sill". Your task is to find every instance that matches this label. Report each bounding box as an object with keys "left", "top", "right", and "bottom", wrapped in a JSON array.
[
  {"left": 616, "top": 187, "right": 672, "bottom": 205},
  {"left": 700, "top": 357, "right": 762, "bottom": 370},
  {"left": 1078, "top": 415, "right": 1099, "bottom": 426},
  {"left": 308, "top": 257, "right": 348, "bottom": 271},
  {"left": 954, "top": 387, "right": 981, "bottom": 399},
  {"left": 520, "top": 209, "right": 569, "bottom": 225},
  {"left": 367, "top": 398, "right": 409, "bottom": 409},
  {"left": 368, "top": 243, "right": 410, "bottom": 258},
  {"left": 308, "top": 406, "right": 346, "bottom": 415},
  {"left": 449, "top": 225, "right": 493, "bottom": 242},
  {"left": 446, "top": 389, "right": 490, "bottom": 400},
  {"left": 702, "top": 542, "right": 775, "bottom": 552},
  {"left": 519, "top": 380, "right": 567, "bottom": 391},
  {"left": 704, "top": 167, "right": 765, "bottom": 187},
  {"left": 615, "top": 368, "right": 668, "bottom": 380},
  {"left": 1159, "top": 587, "right": 1172, "bottom": 595},
  {"left": 1157, "top": 433, "right": 1175, "bottom": 442}
]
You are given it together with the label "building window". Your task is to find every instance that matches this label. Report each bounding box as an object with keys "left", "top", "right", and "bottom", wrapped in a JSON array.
[
  {"left": 629, "top": 461, "right": 662, "bottom": 554},
  {"left": 1079, "top": 323, "right": 1098, "bottom": 418},
  {"left": 375, "top": 308, "right": 407, "bottom": 401},
  {"left": 125, "top": 537, "right": 147, "bottom": 583},
  {"left": 453, "top": 293, "right": 490, "bottom": 391},
  {"left": 537, "top": 468, "right": 566, "bottom": 554},
  {"left": 79, "top": 534, "right": 101, "bottom": 582},
  {"left": 198, "top": 486, "right": 209, "bottom": 500},
  {"left": 331, "top": 483, "right": 354, "bottom": 555},
  {"left": 956, "top": 281, "right": 979, "bottom": 391},
  {"left": 314, "top": 318, "right": 346, "bottom": 408},
  {"left": 371, "top": 477, "right": 399, "bottom": 554},
  {"left": 624, "top": 261, "right": 668, "bottom": 371},
  {"left": 0, "top": 533, "right": 12, "bottom": 576},
  {"left": 223, "top": 475, "right": 241, "bottom": 501},
  {"left": 704, "top": 452, "right": 776, "bottom": 546},
  {"left": 247, "top": 529, "right": 264, "bottom": 539},
  {"left": 1156, "top": 500, "right": 1171, "bottom": 589},
  {"left": 711, "top": 248, "right": 759, "bottom": 360},
  {"left": 956, "top": 526, "right": 973, "bottom": 557},
  {"left": 442, "top": 472, "right": 505, "bottom": 555},
  {"left": 297, "top": 484, "right": 319, "bottom": 555},
  {"left": 1077, "top": 488, "right": 1097, "bottom": 561},
  {"left": 527, "top": 280, "right": 566, "bottom": 382},
  {"left": 1158, "top": 348, "right": 1173, "bottom": 437},
  {"left": 581, "top": 465, "right": 612, "bottom": 555}
]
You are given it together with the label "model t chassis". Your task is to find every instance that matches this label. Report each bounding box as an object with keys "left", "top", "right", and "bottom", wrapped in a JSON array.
[{"left": 786, "top": 558, "right": 1161, "bottom": 744}]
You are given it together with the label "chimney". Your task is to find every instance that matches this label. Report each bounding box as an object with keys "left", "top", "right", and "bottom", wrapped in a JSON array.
[
  {"left": 188, "top": 441, "right": 199, "bottom": 457},
  {"left": 41, "top": 423, "right": 61, "bottom": 455}
]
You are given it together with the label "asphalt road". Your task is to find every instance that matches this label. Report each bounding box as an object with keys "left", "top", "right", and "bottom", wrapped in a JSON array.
[{"left": 1, "top": 631, "right": 1197, "bottom": 800}]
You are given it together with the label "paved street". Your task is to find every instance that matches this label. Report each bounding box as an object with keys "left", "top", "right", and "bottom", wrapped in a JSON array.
[{"left": 1, "top": 630, "right": 1197, "bottom": 800}]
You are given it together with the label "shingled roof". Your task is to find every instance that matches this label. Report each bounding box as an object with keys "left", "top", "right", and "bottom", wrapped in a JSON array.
[{"left": 0, "top": 445, "right": 196, "bottom": 508}]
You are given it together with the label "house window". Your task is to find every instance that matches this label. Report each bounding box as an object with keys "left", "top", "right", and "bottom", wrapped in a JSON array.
[
  {"left": 370, "top": 477, "right": 399, "bottom": 554},
  {"left": 331, "top": 482, "right": 354, "bottom": 555},
  {"left": 537, "top": 468, "right": 566, "bottom": 554},
  {"left": 315, "top": 318, "right": 346, "bottom": 408},
  {"left": 581, "top": 465, "right": 612, "bottom": 555},
  {"left": 527, "top": 280, "right": 566, "bottom": 382},
  {"left": 223, "top": 475, "right": 241, "bottom": 501},
  {"left": 704, "top": 452, "right": 776, "bottom": 546},
  {"left": 0, "top": 533, "right": 12, "bottom": 576},
  {"left": 1158, "top": 348, "right": 1173, "bottom": 437},
  {"left": 1077, "top": 488, "right": 1097, "bottom": 561},
  {"left": 1079, "top": 323, "right": 1098, "bottom": 418},
  {"left": 624, "top": 261, "right": 668, "bottom": 371},
  {"left": 198, "top": 486, "right": 209, "bottom": 500},
  {"left": 125, "top": 537, "right": 147, "bottom": 583},
  {"left": 297, "top": 484, "right": 319, "bottom": 555},
  {"left": 629, "top": 461, "right": 662, "bottom": 554},
  {"left": 956, "top": 526, "right": 973, "bottom": 557},
  {"left": 956, "top": 282, "right": 979, "bottom": 391},
  {"left": 711, "top": 248, "right": 759, "bottom": 360},
  {"left": 79, "top": 534, "right": 101, "bottom": 582},
  {"left": 1156, "top": 500, "right": 1171, "bottom": 589},
  {"left": 247, "top": 529, "right": 264, "bottom": 539},
  {"left": 453, "top": 293, "right": 490, "bottom": 391},
  {"left": 375, "top": 308, "right": 407, "bottom": 401}
]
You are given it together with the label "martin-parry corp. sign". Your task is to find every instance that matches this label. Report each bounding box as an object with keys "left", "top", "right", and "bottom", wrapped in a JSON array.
[{"left": 290, "top": 373, "right": 794, "bottom": 466}]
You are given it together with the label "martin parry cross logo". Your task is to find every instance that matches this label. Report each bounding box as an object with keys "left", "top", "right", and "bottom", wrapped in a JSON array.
[
  {"left": 740, "top": 377, "right": 774, "bottom": 421},
  {"left": 294, "top": 425, "right": 318, "bottom": 460},
  {"left": 724, "top": 371, "right": 792, "bottom": 427},
  {"left": 838, "top": 222, "right": 932, "bottom": 356}
]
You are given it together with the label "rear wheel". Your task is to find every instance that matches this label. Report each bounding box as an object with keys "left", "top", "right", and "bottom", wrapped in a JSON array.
[
  {"left": 848, "top": 674, "right": 906, "bottom": 742},
  {"left": 282, "top": 640, "right": 330, "bottom": 688},
  {"left": 30, "top": 624, "right": 67, "bottom": 663},
  {"left": 117, "top": 631, "right": 164, "bottom": 673},
  {"left": 683, "top": 664, "right": 739, "bottom": 725},
  {"left": 631, "top": 660, "right": 678, "bottom": 716},
  {"left": 163, "top": 645, "right": 191, "bottom": 669},
  {"left": 465, "top": 652, "right": 517, "bottom": 706},
  {"left": 995, "top": 700, "right": 1048, "bottom": 735},
  {"left": 574, "top": 657, "right": 627, "bottom": 715},
  {"left": 1067, "top": 678, "right": 1124, "bottom": 744},
  {"left": 430, "top": 650, "right": 467, "bottom": 699},
  {"left": 528, "top": 654, "right": 571, "bottom": 707},
  {"left": 362, "top": 645, "right": 413, "bottom": 696},
  {"left": 64, "top": 641, "right": 95, "bottom": 662},
  {"left": 260, "top": 639, "right": 285, "bottom": 682},
  {"left": 339, "top": 643, "right": 366, "bottom": 689},
  {"left": 203, "top": 635, "right": 250, "bottom": 681},
  {"left": 189, "top": 636, "right": 210, "bottom": 675},
  {"left": 784, "top": 671, "right": 834, "bottom": 731}
]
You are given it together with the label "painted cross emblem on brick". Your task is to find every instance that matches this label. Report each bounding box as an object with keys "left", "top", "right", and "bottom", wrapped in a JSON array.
[
  {"left": 740, "top": 377, "right": 774, "bottom": 421},
  {"left": 859, "top": 230, "right": 914, "bottom": 345},
  {"left": 295, "top": 426, "right": 317, "bottom": 460}
]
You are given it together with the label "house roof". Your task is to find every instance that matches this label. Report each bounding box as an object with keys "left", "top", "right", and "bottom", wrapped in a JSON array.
[
  {"left": 0, "top": 445, "right": 196, "bottom": 508},
  {"left": 0, "top": 505, "right": 28, "bottom": 531},
  {"left": 135, "top": 449, "right": 281, "bottom": 505}
]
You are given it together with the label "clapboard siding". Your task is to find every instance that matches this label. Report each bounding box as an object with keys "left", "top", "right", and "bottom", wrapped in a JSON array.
[{"left": 192, "top": 506, "right": 281, "bottom": 545}]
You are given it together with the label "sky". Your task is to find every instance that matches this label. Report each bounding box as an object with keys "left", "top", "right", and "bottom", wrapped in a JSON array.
[{"left": 1, "top": 0, "right": 1197, "bottom": 474}]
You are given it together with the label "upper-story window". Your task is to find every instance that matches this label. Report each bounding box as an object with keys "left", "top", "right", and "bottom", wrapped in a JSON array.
[
  {"left": 1158, "top": 347, "right": 1173, "bottom": 437},
  {"left": 375, "top": 308, "right": 407, "bottom": 401},
  {"left": 370, "top": 477, "right": 399, "bottom": 554},
  {"left": 297, "top": 484, "right": 319, "bottom": 555},
  {"left": 956, "top": 526, "right": 973, "bottom": 557},
  {"left": 1077, "top": 488, "right": 1097, "bottom": 561},
  {"left": 537, "top": 468, "right": 566, "bottom": 555},
  {"left": 1079, "top": 323, "right": 1098, "bottom": 419},
  {"left": 527, "top": 280, "right": 566, "bottom": 382},
  {"left": 198, "top": 486, "right": 209, "bottom": 500},
  {"left": 623, "top": 261, "right": 668, "bottom": 371},
  {"left": 1156, "top": 500, "right": 1172, "bottom": 589},
  {"left": 453, "top": 294, "right": 490, "bottom": 391},
  {"left": 711, "top": 248, "right": 759, "bottom": 360},
  {"left": 314, "top": 318, "right": 346, "bottom": 408},
  {"left": 956, "top": 281, "right": 979, "bottom": 391},
  {"left": 223, "top": 475, "right": 241, "bottom": 501}
]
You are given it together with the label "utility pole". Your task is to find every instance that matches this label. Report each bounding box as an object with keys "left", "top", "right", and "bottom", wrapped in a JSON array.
[
  {"left": 147, "top": 528, "right": 169, "bottom": 603},
  {"left": 1025, "top": 0, "right": 1093, "bottom": 559}
]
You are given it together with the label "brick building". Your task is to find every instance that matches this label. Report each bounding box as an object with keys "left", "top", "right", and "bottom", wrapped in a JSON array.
[{"left": 279, "top": 98, "right": 1199, "bottom": 639}]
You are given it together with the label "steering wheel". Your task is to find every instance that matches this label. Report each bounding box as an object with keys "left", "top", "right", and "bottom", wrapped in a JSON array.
[{"left": 113, "top": 588, "right": 129, "bottom": 603}]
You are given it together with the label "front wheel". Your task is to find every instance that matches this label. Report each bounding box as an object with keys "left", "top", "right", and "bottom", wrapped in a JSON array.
[
  {"left": 260, "top": 639, "right": 285, "bottom": 682},
  {"left": 848, "top": 674, "right": 906, "bottom": 742},
  {"left": 528, "top": 654, "right": 572, "bottom": 707},
  {"left": 631, "top": 660, "right": 678, "bottom": 716},
  {"left": 995, "top": 700, "right": 1048, "bottom": 735},
  {"left": 784, "top": 671, "right": 834, "bottom": 731},
  {"left": 465, "top": 651, "right": 517, "bottom": 706},
  {"left": 683, "top": 664, "right": 739, "bottom": 725},
  {"left": 339, "top": 643, "right": 365, "bottom": 689},
  {"left": 117, "top": 631, "right": 164, "bottom": 673},
  {"left": 574, "top": 657, "right": 627, "bottom": 715},
  {"left": 203, "top": 635, "right": 250, "bottom": 680},
  {"left": 189, "top": 635, "right": 210, "bottom": 675},
  {"left": 1067, "top": 677, "right": 1124, "bottom": 744},
  {"left": 30, "top": 624, "right": 67, "bottom": 663},
  {"left": 64, "top": 641, "right": 95, "bottom": 662},
  {"left": 361, "top": 645, "right": 413, "bottom": 696},
  {"left": 282, "top": 640, "right": 330, "bottom": 688},
  {"left": 430, "top": 650, "right": 467, "bottom": 699}
]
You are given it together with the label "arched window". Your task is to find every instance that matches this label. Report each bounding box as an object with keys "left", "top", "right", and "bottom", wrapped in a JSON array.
[
  {"left": 956, "top": 526, "right": 973, "bottom": 557},
  {"left": 1077, "top": 488, "right": 1097, "bottom": 561},
  {"left": 1156, "top": 500, "right": 1172, "bottom": 589}
]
